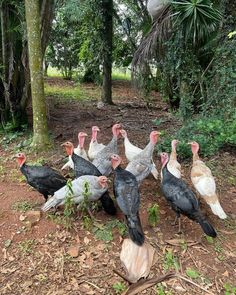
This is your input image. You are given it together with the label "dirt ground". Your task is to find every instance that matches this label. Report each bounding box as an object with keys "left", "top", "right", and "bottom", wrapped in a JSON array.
[{"left": 0, "top": 78, "right": 236, "bottom": 295}]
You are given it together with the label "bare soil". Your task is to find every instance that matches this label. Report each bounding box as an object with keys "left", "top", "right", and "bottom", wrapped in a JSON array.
[{"left": 0, "top": 78, "right": 236, "bottom": 295}]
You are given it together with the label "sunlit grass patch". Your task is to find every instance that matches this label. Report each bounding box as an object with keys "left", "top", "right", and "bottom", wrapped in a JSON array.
[{"left": 44, "top": 83, "right": 83, "bottom": 101}]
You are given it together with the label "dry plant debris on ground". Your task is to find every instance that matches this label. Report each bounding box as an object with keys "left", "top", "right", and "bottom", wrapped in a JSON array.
[{"left": 0, "top": 79, "right": 236, "bottom": 295}]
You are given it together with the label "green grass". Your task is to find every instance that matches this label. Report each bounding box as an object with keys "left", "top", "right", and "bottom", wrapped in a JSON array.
[
  {"left": 47, "top": 66, "right": 63, "bottom": 77},
  {"left": 112, "top": 282, "right": 126, "bottom": 294},
  {"left": 47, "top": 66, "right": 131, "bottom": 81},
  {"left": 163, "top": 249, "right": 179, "bottom": 272},
  {"left": 44, "top": 83, "right": 83, "bottom": 101},
  {"left": 112, "top": 69, "right": 131, "bottom": 81},
  {"left": 12, "top": 201, "right": 34, "bottom": 212}
]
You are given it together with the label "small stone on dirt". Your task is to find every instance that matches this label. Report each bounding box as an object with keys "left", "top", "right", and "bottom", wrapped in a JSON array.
[
  {"left": 25, "top": 210, "right": 41, "bottom": 227},
  {"left": 19, "top": 214, "right": 26, "bottom": 221},
  {"left": 67, "top": 245, "right": 79, "bottom": 258}
]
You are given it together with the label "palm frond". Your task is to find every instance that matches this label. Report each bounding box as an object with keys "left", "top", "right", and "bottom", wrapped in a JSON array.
[{"left": 132, "top": 4, "right": 171, "bottom": 73}]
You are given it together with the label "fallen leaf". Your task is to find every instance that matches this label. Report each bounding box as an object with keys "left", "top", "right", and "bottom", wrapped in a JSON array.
[
  {"left": 84, "top": 236, "right": 90, "bottom": 245},
  {"left": 67, "top": 246, "right": 79, "bottom": 258}
]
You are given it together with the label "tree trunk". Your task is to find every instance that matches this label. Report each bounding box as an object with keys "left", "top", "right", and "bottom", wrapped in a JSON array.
[
  {"left": 25, "top": 0, "right": 51, "bottom": 149},
  {"left": 101, "top": 0, "right": 113, "bottom": 105}
]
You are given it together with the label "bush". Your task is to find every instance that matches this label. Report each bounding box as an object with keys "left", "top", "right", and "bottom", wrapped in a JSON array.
[{"left": 156, "top": 115, "right": 236, "bottom": 159}]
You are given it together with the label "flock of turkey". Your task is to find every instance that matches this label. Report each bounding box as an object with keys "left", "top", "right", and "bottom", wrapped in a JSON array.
[{"left": 15, "top": 123, "right": 227, "bottom": 247}]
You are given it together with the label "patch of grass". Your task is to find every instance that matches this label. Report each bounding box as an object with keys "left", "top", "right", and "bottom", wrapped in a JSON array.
[
  {"left": 214, "top": 241, "right": 225, "bottom": 261},
  {"left": 156, "top": 284, "right": 172, "bottom": 295},
  {"left": 112, "top": 70, "right": 131, "bottom": 81},
  {"left": 205, "top": 236, "right": 214, "bottom": 244},
  {"left": 148, "top": 203, "right": 160, "bottom": 227},
  {"left": 47, "top": 66, "right": 63, "bottom": 77},
  {"left": 186, "top": 268, "right": 200, "bottom": 279},
  {"left": 224, "top": 283, "right": 236, "bottom": 295},
  {"left": 112, "top": 282, "right": 126, "bottom": 294},
  {"left": 18, "top": 239, "right": 35, "bottom": 255},
  {"left": 163, "top": 249, "right": 179, "bottom": 272},
  {"left": 93, "top": 219, "right": 127, "bottom": 242},
  {"left": 45, "top": 83, "right": 83, "bottom": 101},
  {"left": 12, "top": 201, "right": 33, "bottom": 212}
]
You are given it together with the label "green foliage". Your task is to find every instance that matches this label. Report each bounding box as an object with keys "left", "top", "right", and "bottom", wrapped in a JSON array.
[
  {"left": 93, "top": 219, "right": 127, "bottom": 242},
  {"left": 186, "top": 268, "right": 200, "bottom": 279},
  {"left": 79, "top": 181, "right": 92, "bottom": 216},
  {"left": 157, "top": 116, "right": 236, "bottom": 158},
  {"left": 156, "top": 284, "right": 172, "bottom": 295},
  {"left": 12, "top": 201, "right": 33, "bottom": 212},
  {"left": 224, "top": 283, "right": 236, "bottom": 295},
  {"left": 147, "top": 204, "right": 160, "bottom": 227},
  {"left": 163, "top": 249, "right": 179, "bottom": 271},
  {"left": 64, "top": 179, "right": 76, "bottom": 218},
  {"left": 48, "top": 179, "right": 75, "bottom": 230},
  {"left": 112, "top": 282, "right": 126, "bottom": 294},
  {"left": 171, "top": 0, "right": 222, "bottom": 47}
]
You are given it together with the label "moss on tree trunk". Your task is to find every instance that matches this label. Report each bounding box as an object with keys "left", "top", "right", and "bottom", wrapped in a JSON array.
[{"left": 25, "top": 0, "right": 51, "bottom": 150}]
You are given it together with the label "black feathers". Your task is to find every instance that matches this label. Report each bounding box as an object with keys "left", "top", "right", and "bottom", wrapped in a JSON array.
[
  {"left": 20, "top": 164, "right": 67, "bottom": 201},
  {"left": 113, "top": 166, "right": 145, "bottom": 245},
  {"left": 161, "top": 165, "right": 217, "bottom": 238}
]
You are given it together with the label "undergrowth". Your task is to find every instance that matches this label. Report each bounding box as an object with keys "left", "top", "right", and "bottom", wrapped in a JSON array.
[{"left": 157, "top": 115, "right": 236, "bottom": 158}]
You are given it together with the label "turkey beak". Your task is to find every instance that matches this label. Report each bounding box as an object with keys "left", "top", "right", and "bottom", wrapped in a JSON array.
[
  {"left": 61, "top": 143, "right": 66, "bottom": 147},
  {"left": 187, "top": 142, "right": 192, "bottom": 145}
]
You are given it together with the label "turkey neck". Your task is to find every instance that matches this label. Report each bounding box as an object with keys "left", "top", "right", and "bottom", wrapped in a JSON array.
[
  {"left": 79, "top": 136, "right": 85, "bottom": 149},
  {"left": 91, "top": 130, "right": 97, "bottom": 143},
  {"left": 192, "top": 152, "right": 200, "bottom": 162},
  {"left": 20, "top": 163, "right": 29, "bottom": 179},
  {"left": 170, "top": 143, "right": 177, "bottom": 161}
]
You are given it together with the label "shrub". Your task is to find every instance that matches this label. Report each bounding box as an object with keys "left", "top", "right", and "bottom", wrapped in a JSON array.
[{"left": 156, "top": 115, "right": 236, "bottom": 158}]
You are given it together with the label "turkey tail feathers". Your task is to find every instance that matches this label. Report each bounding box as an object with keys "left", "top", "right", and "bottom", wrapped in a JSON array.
[
  {"left": 41, "top": 197, "right": 60, "bottom": 212},
  {"left": 194, "top": 212, "right": 217, "bottom": 238},
  {"left": 209, "top": 201, "right": 227, "bottom": 219},
  {"left": 99, "top": 192, "right": 117, "bottom": 215},
  {"left": 126, "top": 214, "right": 145, "bottom": 246}
]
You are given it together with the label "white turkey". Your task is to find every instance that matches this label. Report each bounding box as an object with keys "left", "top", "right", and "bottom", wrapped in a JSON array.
[{"left": 120, "top": 129, "right": 158, "bottom": 179}]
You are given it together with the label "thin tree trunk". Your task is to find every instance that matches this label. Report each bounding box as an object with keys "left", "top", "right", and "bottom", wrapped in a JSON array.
[
  {"left": 101, "top": 0, "right": 113, "bottom": 105},
  {"left": 0, "top": 2, "right": 10, "bottom": 121},
  {"left": 25, "top": 0, "right": 51, "bottom": 149}
]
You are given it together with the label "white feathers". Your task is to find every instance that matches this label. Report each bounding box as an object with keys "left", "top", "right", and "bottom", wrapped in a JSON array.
[
  {"left": 147, "top": 0, "right": 169, "bottom": 20},
  {"left": 124, "top": 137, "right": 142, "bottom": 161},
  {"left": 193, "top": 176, "right": 216, "bottom": 196},
  {"left": 167, "top": 162, "right": 181, "bottom": 179},
  {"left": 88, "top": 141, "right": 105, "bottom": 161},
  {"left": 209, "top": 202, "right": 227, "bottom": 219},
  {"left": 122, "top": 132, "right": 158, "bottom": 180},
  {"left": 42, "top": 175, "right": 107, "bottom": 212},
  {"left": 191, "top": 158, "right": 227, "bottom": 219}
]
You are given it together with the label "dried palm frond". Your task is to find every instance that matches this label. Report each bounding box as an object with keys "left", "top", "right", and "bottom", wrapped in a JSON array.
[{"left": 132, "top": 4, "right": 172, "bottom": 74}]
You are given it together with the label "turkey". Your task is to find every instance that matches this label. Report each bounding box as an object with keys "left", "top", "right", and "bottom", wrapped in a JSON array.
[
  {"left": 42, "top": 175, "right": 108, "bottom": 212},
  {"left": 189, "top": 141, "right": 227, "bottom": 219},
  {"left": 125, "top": 130, "right": 160, "bottom": 183},
  {"left": 92, "top": 123, "right": 122, "bottom": 176},
  {"left": 120, "top": 129, "right": 159, "bottom": 180},
  {"left": 61, "top": 141, "right": 116, "bottom": 215},
  {"left": 147, "top": 0, "right": 170, "bottom": 20},
  {"left": 88, "top": 126, "right": 105, "bottom": 161},
  {"left": 111, "top": 154, "right": 145, "bottom": 246},
  {"left": 15, "top": 153, "right": 67, "bottom": 201},
  {"left": 160, "top": 152, "right": 217, "bottom": 238},
  {"left": 61, "top": 132, "right": 88, "bottom": 170},
  {"left": 166, "top": 139, "right": 181, "bottom": 179}
]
